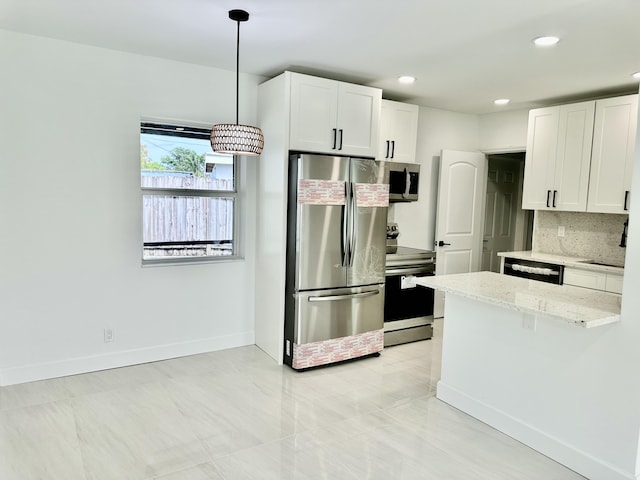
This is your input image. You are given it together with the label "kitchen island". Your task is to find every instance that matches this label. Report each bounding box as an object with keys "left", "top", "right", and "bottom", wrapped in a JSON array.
[{"left": 416, "top": 271, "right": 625, "bottom": 480}]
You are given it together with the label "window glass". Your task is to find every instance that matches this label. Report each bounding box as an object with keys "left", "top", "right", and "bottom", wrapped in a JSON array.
[{"left": 140, "top": 123, "right": 237, "bottom": 262}]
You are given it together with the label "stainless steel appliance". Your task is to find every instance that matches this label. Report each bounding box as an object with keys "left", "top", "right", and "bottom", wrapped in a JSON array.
[
  {"left": 503, "top": 257, "right": 564, "bottom": 284},
  {"left": 384, "top": 161, "right": 420, "bottom": 202},
  {"left": 384, "top": 230, "right": 436, "bottom": 346},
  {"left": 284, "top": 153, "right": 388, "bottom": 369}
]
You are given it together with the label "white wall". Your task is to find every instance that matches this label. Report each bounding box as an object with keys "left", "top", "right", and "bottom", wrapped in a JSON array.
[
  {"left": 392, "top": 106, "right": 480, "bottom": 250},
  {"left": 621, "top": 85, "right": 640, "bottom": 476},
  {"left": 478, "top": 109, "right": 529, "bottom": 153},
  {"left": 0, "top": 30, "right": 262, "bottom": 385}
]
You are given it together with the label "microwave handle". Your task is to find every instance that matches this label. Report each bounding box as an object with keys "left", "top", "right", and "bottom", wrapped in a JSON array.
[{"left": 402, "top": 168, "right": 410, "bottom": 199}]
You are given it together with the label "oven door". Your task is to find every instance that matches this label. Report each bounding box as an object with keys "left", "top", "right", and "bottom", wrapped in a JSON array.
[
  {"left": 503, "top": 257, "right": 564, "bottom": 285},
  {"left": 384, "top": 266, "right": 434, "bottom": 346}
]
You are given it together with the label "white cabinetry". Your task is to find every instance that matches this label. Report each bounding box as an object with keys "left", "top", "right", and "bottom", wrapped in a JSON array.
[
  {"left": 255, "top": 71, "right": 382, "bottom": 363},
  {"left": 289, "top": 73, "right": 381, "bottom": 157},
  {"left": 605, "top": 274, "right": 624, "bottom": 294},
  {"left": 587, "top": 94, "right": 638, "bottom": 214},
  {"left": 521, "top": 101, "right": 594, "bottom": 211},
  {"left": 521, "top": 94, "right": 638, "bottom": 213},
  {"left": 377, "top": 100, "right": 419, "bottom": 162},
  {"left": 564, "top": 267, "right": 623, "bottom": 294}
]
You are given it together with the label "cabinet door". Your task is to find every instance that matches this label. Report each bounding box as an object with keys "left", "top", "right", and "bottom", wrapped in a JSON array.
[
  {"left": 289, "top": 74, "right": 338, "bottom": 153},
  {"left": 521, "top": 107, "right": 559, "bottom": 210},
  {"left": 605, "top": 274, "right": 624, "bottom": 294},
  {"left": 336, "top": 82, "right": 381, "bottom": 157},
  {"left": 377, "top": 100, "right": 419, "bottom": 162},
  {"left": 587, "top": 94, "right": 639, "bottom": 213},
  {"left": 563, "top": 268, "right": 607, "bottom": 291},
  {"left": 553, "top": 101, "right": 595, "bottom": 211}
]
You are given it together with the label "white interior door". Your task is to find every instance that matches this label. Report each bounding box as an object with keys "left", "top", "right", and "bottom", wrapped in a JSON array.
[{"left": 434, "top": 150, "right": 487, "bottom": 316}]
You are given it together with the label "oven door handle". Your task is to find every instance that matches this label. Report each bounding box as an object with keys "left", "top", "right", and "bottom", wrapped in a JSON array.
[
  {"left": 505, "top": 263, "right": 560, "bottom": 276},
  {"left": 386, "top": 267, "right": 434, "bottom": 276},
  {"left": 308, "top": 290, "right": 380, "bottom": 302}
]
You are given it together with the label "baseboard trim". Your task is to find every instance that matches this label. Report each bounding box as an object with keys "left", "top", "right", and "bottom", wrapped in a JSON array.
[
  {"left": 0, "top": 331, "right": 255, "bottom": 386},
  {"left": 437, "top": 381, "right": 637, "bottom": 480}
]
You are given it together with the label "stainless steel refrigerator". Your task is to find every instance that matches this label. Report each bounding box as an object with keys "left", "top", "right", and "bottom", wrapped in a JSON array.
[{"left": 284, "top": 153, "right": 388, "bottom": 369}]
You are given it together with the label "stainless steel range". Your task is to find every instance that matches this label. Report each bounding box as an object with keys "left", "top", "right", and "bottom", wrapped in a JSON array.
[{"left": 384, "top": 223, "right": 436, "bottom": 346}]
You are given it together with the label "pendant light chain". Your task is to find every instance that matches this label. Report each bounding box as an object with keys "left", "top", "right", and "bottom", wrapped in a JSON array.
[{"left": 235, "top": 15, "right": 240, "bottom": 125}]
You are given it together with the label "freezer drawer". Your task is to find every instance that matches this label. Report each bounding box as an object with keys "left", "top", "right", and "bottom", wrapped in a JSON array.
[{"left": 294, "top": 285, "right": 384, "bottom": 345}]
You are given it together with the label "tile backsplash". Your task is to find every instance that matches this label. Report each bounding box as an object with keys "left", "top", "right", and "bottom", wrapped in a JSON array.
[{"left": 533, "top": 210, "right": 628, "bottom": 267}]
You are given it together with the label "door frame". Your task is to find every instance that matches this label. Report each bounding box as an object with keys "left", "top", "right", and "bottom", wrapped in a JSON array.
[
  {"left": 433, "top": 147, "right": 528, "bottom": 317},
  {"left": 484, "top": 151, "right": 529, "bottom": 258}
]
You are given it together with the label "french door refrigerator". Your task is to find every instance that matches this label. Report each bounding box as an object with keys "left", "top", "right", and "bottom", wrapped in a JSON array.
[{"left": 284, "top": 153, "right": 389, "bottom": 369}]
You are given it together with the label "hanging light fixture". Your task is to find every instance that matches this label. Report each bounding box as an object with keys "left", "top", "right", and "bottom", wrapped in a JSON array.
[{"left": 211, "top": 9, "right": 264, "bottom": 156}]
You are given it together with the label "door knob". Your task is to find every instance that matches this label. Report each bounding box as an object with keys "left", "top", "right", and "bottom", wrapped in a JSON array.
[{"left": 437, "top": 240, "right": 451, "bottom": 247}]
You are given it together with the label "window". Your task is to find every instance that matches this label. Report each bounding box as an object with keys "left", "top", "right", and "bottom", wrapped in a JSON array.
[{"left": 140, "top": 122, "right": 238, "bottom": 263}]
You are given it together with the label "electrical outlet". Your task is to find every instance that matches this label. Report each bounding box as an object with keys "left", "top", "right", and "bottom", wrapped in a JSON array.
[
  {"left": 557, "top": 226, "right": 565, "bottom": 237},
  {"left": 104, "top": 328, "right": 114, "bottom": 343}
]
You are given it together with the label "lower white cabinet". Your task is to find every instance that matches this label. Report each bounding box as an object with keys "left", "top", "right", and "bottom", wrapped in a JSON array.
[
  {"left": 564, "top": 267, "right": 623, "bottom": 294},
  {"left": 605, "top": 274, "right": 624, "bottom": 294}
]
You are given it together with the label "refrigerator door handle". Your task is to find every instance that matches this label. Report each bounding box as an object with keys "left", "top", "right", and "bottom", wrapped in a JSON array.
[
  {"left": 349, "top": 182, "right": 356, "bottom": 266},
  {"left": 308, "top": 289, "right": 380, "bottom": 302},
  {"left": 341, "top": 189, "right": 348, "bottom": 267}
]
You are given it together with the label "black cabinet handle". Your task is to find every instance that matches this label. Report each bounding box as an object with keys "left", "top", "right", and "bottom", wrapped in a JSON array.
[
  {"left": 338, "top": 129, "right": 343, "bottom": 150},
  {"left": 385, "top": 140, "right": 390, "bottom": 158},
  {"left": 391, "top": 140, "right": 395, "bottom": 159},
  {"left": 624, "top": 190, "right": 630, "bottom": 211},
  {"left": 553, "top": 190, "right": 558, "bottom": 208},
  {"left": 437, "top": 240, "right": 451, "bottom": 247},
  {"left": 546, "top": 190, "right": 551, "bottom": 208},
  {"left": 332, "top": 128, "right": 337, "bottom": 150}
]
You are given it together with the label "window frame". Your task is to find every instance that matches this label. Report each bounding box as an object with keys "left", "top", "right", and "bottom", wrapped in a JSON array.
[{"left": 140, "top": 121, "right": 242, "bottom": 266}]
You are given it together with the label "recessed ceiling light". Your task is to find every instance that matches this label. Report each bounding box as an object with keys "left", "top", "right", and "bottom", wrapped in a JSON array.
[
  {"left": 633, "top": 71, "right": 640, "bottom": 80},
  {"left": 494, "top": 98, "right": 510, "bottom": 106},
  {"left": 398, "top": 76, "right": 416, "bottom": 84},
  {"left": 533, "top": 36, "right": 560, "bottom": 47}
]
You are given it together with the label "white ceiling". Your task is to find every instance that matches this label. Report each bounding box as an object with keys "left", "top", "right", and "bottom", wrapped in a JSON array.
[{"left": 2, "top": 0, "right": 639, "bottom": 114}]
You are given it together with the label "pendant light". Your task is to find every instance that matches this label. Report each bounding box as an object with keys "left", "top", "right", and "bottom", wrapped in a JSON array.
[{"left": 210, "top": 9, "right": 264, "bottom": 156}]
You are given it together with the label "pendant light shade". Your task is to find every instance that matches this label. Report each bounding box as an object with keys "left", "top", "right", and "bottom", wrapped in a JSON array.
[
  {"left": 211, "top": 123, "right": 264, "bottom": 156},
  {"left": 211, "top": 9, "right": 264, "bottom": 156}
]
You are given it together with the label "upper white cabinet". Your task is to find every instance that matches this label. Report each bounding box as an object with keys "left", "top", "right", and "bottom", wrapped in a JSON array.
[
  {"left": 522, "top": 94, "right": 638, "bottom": 212},
  {"left": 521, "top": 101, "right": 594, "bottom": 211},
  {"left": 377, "top": 100, "right": 419, "bottom": 162},
  {"left": 587, "top": 94, "right": 638, "bottom": 214},
  {"left": 289, "top": 73, "right": 381, "bottom": 157}
]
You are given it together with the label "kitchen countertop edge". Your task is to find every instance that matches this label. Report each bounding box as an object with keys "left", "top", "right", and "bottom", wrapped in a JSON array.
[{"left": 417, "top": 271, "right": 621, "bottom": 328}]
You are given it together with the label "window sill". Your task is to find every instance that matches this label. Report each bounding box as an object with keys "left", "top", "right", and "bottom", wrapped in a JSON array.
[{"left": 141, "top": 255, "right": 245, "bottom": 267}]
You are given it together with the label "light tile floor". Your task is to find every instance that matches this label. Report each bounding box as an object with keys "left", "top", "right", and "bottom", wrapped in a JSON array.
[{"left": 0, "top": 319, "right": 585, "bottom": 479}]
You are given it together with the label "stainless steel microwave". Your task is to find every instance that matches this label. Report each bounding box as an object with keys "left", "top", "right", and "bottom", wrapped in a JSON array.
[{"left": 384, "top": 162, "right": 420, "bottom": 202}]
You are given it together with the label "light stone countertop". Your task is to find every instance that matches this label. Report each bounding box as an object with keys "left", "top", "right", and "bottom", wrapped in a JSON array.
[
  {"left": 497, "top": 251, "right": 624, "bottom": 274},
  {"left": 416, "top": 271, "right": 622, "bottom": 328}
]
